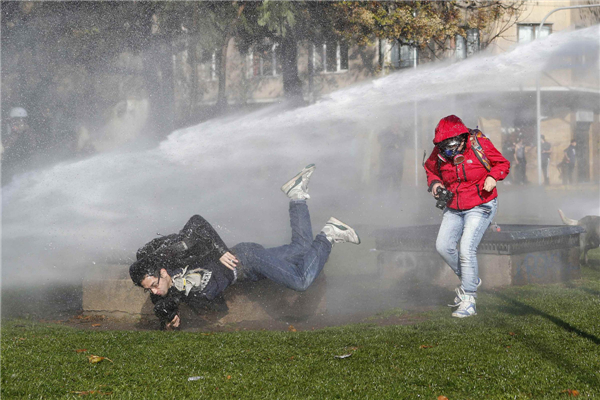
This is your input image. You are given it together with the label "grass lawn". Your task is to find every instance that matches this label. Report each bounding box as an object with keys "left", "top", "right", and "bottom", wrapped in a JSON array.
[{"left": 2, "top": 255, "right": 599, "bottom": 399}]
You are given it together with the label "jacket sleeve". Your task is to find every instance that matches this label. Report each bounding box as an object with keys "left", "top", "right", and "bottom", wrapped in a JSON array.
[
  {"left": 152, "top": 292, "right": 182, "bottom": 329},
  {"left": 481, "top": 138, "right": 510, "bottom": 181},
  {"left": 423, "top": 147, "right": 443, "bottom": 191},
  {"left": 179, "top": 215, "right": 230, "bottom": 261},
  {"left": 185, "top": 291, "right": 229, "bottom": 314}
]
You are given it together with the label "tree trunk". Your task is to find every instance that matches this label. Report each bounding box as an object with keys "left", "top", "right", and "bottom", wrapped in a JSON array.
[
  {"left": 280, "top": 33, "right": 304, "bottom": 104},
  {"left": 142, "top": 36, "right": 175, "bottom": 139},
  {"left": 216, "top": 37, "right": 230, "bottom": 112},
  {"left": 188, "top": 36, "right": 199, "bottom": 122},
  {"left": 307, "top": 43, "right": 314, "bottom": 104}
]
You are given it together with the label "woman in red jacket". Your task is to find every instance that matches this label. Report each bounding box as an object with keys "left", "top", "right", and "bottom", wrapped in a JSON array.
[{"left": 424, "top": 115, "right": 510, "bottom": 318}]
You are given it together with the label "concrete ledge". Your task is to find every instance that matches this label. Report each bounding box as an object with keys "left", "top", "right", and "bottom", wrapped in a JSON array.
[
  {"left": 377, "top": 247, "right": 580, "bottom": 290},
  {"left": 82, "top": 265, "right": 326, "bottom": 322}
]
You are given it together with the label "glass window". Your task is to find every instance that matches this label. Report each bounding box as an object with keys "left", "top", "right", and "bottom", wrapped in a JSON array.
[
  {"left": 456, "top": 35, "right": 466, "bottom": 59},
  {"left": 518, "top": 25, "right": 534, "bottom": 43},
  {"left": 518, "top": 24, "right": 552, "bottom": 43},
  {"left": 313, "top": 41, "right": 348, "bottom": 73},
  {"left": 200, "top": 50, "right": 217, "bottom": 81},
  {"left": 391, "top": 41, "right": 415, "bottom": 68},
  {"left": 340, "top": 42, "right": 349, "bottom": 70},
  {"left": 250, "top": 40, "right": 280, "bottom": 77},
  {"left": 399, "top": 44, "right": 414, "bottom": 68},
  {"left": 466, "top": 28, "right": 479, "bottom": 57}
]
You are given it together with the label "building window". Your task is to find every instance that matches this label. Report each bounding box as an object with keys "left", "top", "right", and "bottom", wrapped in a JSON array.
[
  {"left": 455, "top": 28, "right": 480, "bottom": 60},
  {"left": 391, "top": 41, "right": 415, "bottom": 68},
  {"left": 518, "top": 24, "right": 551, "bottom": 43},
  {"left": 313, "top": 41, "right": 348, "bottom": 73},
  {"left": 200, "top": 50, "right": 217, "bottom": 81},
  {"left": 249, "top": 40, "right": 281, "bottom": 77}
]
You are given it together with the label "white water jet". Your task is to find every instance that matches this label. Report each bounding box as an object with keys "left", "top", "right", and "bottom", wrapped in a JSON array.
[{"left": 2, "top": 25, "right": 599, "bottom": 286}]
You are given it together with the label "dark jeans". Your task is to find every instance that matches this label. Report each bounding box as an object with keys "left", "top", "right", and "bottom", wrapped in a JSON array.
[
  {"left": 563, "top": 164, "right": 575, "bottom": 184},
  {"left": 231, "top": 200, "right": 332, "bottom": 291},
  {"left": 541, "top": 157, "right": 549, "bottom": 184},
  {"left": 516, "top": 158, "right": 527, "bottom": 184}
]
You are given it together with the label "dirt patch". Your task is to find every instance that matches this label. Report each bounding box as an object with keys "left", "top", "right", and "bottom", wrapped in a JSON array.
[{"left": 49, "top": 306, "right": 434, "bottom": 333}]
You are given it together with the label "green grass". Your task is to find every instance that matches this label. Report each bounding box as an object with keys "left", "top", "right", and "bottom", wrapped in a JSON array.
[{"left": 3, "top": 257, "right": 600, "bottom": 399}]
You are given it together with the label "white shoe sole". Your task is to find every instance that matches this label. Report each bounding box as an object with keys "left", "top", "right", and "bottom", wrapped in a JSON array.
[
  {"left": 281, "top": 164, "right": 316, "bottom": 195},
  {"left": 452, "top": 312, "right": 477, "bottom": 318},
  {"left": 326, "top": 217, "right": 361, "bottom": 244}
]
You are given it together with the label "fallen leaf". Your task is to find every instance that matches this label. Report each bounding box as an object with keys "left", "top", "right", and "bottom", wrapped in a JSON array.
[
  {"left": 91, "top": 324, "right": 101, "bottom": 327},
  {"left": 76, "top": 349, "right": 88, "bottom": 353},
  {"left": 227, "top": 375, "right": 231, "bottom": 380},
  {"left": 71, "top": 390, "right": 113, "bottom": 396},
  {"left": 438, "top": 396, "right": 449, "bottom": 400},
  {"left": 420, "top": 345, "right": 434, "bottom": 349},
  {"left": 288, "top": 325, "right": 297, "bottom": 332},
  {"left": 87, "top": 355, "right": 113, "bottom": 364},
  {"left": 560, "top": 389, "right": 579, "bottom": 396},
  {"left": 509, "top": 332, "right": 516, "bottom": 336}
]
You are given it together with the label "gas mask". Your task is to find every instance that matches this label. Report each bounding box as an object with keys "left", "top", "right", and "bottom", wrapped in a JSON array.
[{"left": 438, "top": 134, "right": 468, "bottom": 164}]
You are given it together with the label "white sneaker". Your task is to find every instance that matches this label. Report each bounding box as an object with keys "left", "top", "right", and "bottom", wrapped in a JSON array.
[
  {"left": 321, "top": 217, "right": 361, "bottom": 245},
  {"left": 451, "top": 287, "right": 477, "bottom": 318},
  {"left": 448, "top": 278, "right": 482, "bottom": 307},
  {"left": 281, "top": 164, "right": 316, "bottom": 200}
]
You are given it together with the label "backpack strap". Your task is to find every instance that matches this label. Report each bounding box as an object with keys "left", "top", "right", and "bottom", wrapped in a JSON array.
[{"left": 469, "top": 129, "right": 492, "bottom": 172}]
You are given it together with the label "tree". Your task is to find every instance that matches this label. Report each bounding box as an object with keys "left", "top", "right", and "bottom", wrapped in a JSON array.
[
  {"left": 236, "top": 1, "right": 343, "bottom": 103},
  {"left": 332, "top": 1, "right": 526, "bottom": 63},
  {"left": 188, "top": 2, "right": 247, "bottom": 111}
]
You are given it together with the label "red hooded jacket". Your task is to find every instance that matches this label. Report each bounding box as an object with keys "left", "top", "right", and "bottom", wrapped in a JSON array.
[{"left": 424, "top": 116, "right": 510, "bottom": 211}]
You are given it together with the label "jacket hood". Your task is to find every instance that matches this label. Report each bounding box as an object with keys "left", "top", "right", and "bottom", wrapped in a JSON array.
[{"left": 433, "top": 115, "right": 470, "bottom": 144}]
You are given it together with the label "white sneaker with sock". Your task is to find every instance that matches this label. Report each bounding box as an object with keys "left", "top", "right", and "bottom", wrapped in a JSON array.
[
  {"left": 448, "top": 278, "right": 482, "bottom": 307},
  {"left": 451, "top": 287, "right": 477, "bottom": 318},
  {"left": 281, "top": 164, "right": 316, "bottom": 201},
  {"left": 321, "top": 217, "right": 361, "bottom": 245}
]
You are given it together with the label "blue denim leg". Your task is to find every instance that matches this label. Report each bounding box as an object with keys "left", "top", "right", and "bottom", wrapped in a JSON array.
[
  {"left": 459, "top": 199, "right": 497, "bottom": 294},
  {"left": 231, "top": 201, "right": 333, "bottom": 291},
  {"left": 436, "top": 208, "right": 465, "bottom": 278},
  {"left": 436, "top": 199, "right": 498, "bottom": 296},
  {"left": 266, "top": 200, "right": 314, "bottom": 265}
]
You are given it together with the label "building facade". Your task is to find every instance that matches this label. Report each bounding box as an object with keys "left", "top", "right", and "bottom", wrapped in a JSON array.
[{"left": 173, "top": 1, "right": 599, "bottom": 186}]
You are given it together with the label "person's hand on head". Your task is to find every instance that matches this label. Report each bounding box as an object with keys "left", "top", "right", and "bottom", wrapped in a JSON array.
[{"left": 219, "top": 251, "right": 239, "bottom": 270}]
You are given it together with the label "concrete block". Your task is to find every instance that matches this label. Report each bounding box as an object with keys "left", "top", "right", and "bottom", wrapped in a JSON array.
[
  {"left": 377, "top": 247, "right": 580, "bottom": 289},
  {"left": 82, "top": 264, "right": 327, "bottom": 322}
]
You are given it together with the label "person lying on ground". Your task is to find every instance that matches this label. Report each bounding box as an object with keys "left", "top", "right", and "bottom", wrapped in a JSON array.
[{"left": 129, "top": 164, "right": 360, "bottom": 329}]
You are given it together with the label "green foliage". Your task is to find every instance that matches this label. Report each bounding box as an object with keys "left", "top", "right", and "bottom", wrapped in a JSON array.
[
  {"left": 332, "top": 1, "right": 526, "bottom": 49},
  {"left": 2, "top": 263, "right": 600, "bottom": 399},
  {"left": 257, "top": 1, "right": 297, "bottom": 37}
]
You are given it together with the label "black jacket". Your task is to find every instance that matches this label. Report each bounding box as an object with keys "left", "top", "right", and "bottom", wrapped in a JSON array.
[{"left": 138, "top": 215, "right": 234, "bottom": 326}]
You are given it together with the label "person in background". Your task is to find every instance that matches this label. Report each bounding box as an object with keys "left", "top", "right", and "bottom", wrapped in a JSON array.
[
  {"left": 129, "top": 164, "right": 361, "bottom": 330},
  {"left": 562, "top": 139, "right": 577, "bottom": 185},
  {"left": 514, "top": 136, "right": 527, "bottom": 185},
  {"left": 424, "top": 115, "right": 510, "bottom": 318},
  {"left": 378, "top": 127, "right": 404, "bottom": 196},
  {"left": 501, "top": 128, "right": 516, "bottom": 185},
  {"left": 1, "top": 107, "right": 40, "bottom": 185},
  {"left": 540, "top": 135, "right": 552, "bottom": 185}
]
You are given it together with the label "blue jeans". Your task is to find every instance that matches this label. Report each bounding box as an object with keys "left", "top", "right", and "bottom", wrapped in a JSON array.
[
  {"left": 435, "top": 198, "right": 498, "bottom": 296},
  {"left": 231, "top": 200, "right": 332, "bottom": 292}
]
